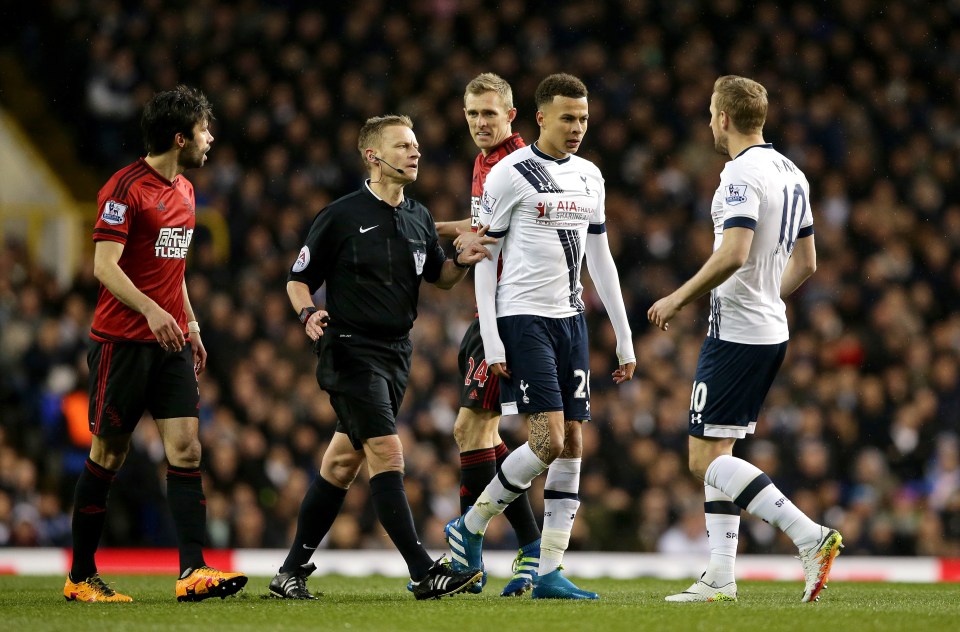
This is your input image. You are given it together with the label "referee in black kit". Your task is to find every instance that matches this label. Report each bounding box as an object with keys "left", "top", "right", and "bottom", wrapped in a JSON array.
[{"left": 269, "top": 115, "right": 490, "bottom": 601}]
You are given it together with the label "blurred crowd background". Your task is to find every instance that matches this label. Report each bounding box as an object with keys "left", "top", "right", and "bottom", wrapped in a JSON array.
[{"left": 1, "top": 0, "right": 959, "bottom": 561}]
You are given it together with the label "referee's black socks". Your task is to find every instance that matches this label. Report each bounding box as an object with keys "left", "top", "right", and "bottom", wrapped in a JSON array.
[
  {"left": 370, "top": 470, "right": 433, "bottom": 580},
  {"left": 280, "top": 475, "right": 348, "bottom": 573}
]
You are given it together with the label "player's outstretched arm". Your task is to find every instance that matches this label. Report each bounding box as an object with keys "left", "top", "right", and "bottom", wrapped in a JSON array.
[
  {"left": 433, "top": 236, "right": 493, "bottom": 289},
  {"left": 436, "top": 218, "right": 472, "bottom": 241},
  {"left": 647, "top": 226, "right": 754, "bottom": 331}
]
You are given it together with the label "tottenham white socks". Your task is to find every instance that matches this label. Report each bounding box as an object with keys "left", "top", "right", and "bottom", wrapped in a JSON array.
[
  {"left": 705, "top": 455, "right": 822, "bottom": 551},
  {"left": 702, "top": 483, "right": 740, "bottom": 586},
  {"left": 540, "top": 457, "right": 581, "bottom": 576},
  {"left": 465, "top": 442, "right": 547, "bottom": 535}
]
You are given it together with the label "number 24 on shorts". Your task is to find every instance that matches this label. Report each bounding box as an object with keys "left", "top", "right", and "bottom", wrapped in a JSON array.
[{"left": 465, "top": 357, "right": 490, "bottom": 386}]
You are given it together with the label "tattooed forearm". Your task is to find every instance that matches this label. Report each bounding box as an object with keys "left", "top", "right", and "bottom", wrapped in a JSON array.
[{"left": 528, "top": 412, "right": 553, "bottom": 462}]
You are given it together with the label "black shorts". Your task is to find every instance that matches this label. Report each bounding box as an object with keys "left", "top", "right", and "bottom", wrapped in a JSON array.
[
  {"left": 316, "top": 330, "right": 412, "bottom": 450},
  {"left": 688, "top": 337, "right": 788, "bottom": 439},
  {"left": 457, "top": 318, "right": 501, "bottom": 412},
  {"left": 87, "top": 341, "right": 200, "bottom": 436}
]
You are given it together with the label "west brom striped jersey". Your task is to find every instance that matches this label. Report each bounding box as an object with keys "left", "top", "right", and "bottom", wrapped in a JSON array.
[
  {"left": 708, "top": 144, "right": 814, "bottom": 344},
  {"left": 478, "top": 143, "right": 605, "bottom": 318}
]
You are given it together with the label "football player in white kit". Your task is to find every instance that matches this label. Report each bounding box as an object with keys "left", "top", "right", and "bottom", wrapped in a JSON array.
[
  {"left": 445, "top": 73, "right": 636, "bottom": 599},
  {"left": 648, "top": 75, "right": 842, "bottom": 603}
]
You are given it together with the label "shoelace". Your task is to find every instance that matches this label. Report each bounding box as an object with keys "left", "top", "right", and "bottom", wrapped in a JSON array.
[
  {"left": 286, "top": 574, "right": 310, "bottom": 594},
  {"left": 511, "top": 553, "right": 538, "bottom": 574},
  {"left": 88, "top": 575, "right": 117, "bottom": 596}
]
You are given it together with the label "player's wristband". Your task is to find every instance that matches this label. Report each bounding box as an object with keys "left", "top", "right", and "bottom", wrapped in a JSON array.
[
  {"left": 453, "top": 248, "right": 471, "bottom": 269},
  {"left": 298, "top": 306, "right": 319, "bottom": 324},
  {"left": 187, "top": 320, "right": 200, "bottom": 334}
]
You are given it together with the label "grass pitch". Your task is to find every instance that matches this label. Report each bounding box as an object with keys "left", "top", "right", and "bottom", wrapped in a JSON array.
[{"left": 1, "top": 574, "right": 956, "bottom": 632}]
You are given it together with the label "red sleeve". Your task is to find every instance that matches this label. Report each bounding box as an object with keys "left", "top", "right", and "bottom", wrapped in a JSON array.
[{"left": 93, "top": 163, "right": 145, "bottom": 244}]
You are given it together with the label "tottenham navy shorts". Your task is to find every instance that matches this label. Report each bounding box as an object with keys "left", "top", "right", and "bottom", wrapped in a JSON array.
[
  {"left": 689, "top": 337, "right": 787, "bottom": 439},
  {"left": 496, "top": 313, "right": 590, "bottom": 421}
]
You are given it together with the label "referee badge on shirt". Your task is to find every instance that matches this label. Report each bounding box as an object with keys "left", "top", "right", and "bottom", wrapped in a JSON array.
[
  {"left": 101, "top": 200, "right": 128, "bottom": 225},
  {"left": 725, "top": 184, "right": 748, "bottom": 206},
  {"left": 413, "top": 249, "right": 426, "bottom": 276}
]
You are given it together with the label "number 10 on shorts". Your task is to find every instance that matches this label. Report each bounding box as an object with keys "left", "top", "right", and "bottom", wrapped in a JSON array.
[{"left": 690, "top": 381, "right": 707, "bottom": 424}]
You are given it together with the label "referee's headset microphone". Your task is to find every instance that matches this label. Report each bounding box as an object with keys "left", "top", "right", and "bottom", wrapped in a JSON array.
[{"left": 373, "top": 155, "right": 405, "bottom": 174}]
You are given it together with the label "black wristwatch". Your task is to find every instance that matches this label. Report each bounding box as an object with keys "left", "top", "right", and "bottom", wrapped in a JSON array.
[
  {"left": 453, "top": 248, "right": 471, "bottom": 269},
  {"left": 298, "top": 306, "right": 319, "bottom": 324}
]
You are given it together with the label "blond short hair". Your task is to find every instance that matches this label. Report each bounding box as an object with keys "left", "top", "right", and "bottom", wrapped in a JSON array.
[
  {"left": 357, "top": 114, "right": 414, "bottom": 158},
  {"left": 464, "top": 72, "right": 514, "bottom": 110},
  {"left": 713, "top": 75, "right": 767, "bottom": 134}
]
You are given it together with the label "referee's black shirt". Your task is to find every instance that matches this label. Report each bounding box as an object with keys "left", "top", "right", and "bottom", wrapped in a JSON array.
[{"left": 289, "top": 182, "right": 448, "bottom": 339}]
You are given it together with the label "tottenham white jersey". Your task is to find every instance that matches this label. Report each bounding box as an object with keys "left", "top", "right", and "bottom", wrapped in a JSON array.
[
  {"left": 478, "top": 144, "right": 606, "bottom": 318},
  {"left": 709, "top": 144, "right": 814, "bottom": 344}
]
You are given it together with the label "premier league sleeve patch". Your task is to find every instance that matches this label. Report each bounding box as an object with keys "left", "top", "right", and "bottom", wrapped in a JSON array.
[
  {"left": 480, "top": 190, "right": 498, "bottom": 216},
  {"left": 725, "top": 184, "right": 748, "bottom": 206},
  {"left": 101, "top": 200, "right": 128, "bottom": 225}
]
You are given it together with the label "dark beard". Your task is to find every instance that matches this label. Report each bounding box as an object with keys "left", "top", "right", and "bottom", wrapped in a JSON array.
[{"left": 179, "top": 145, "right": 206, "bottom": 169}]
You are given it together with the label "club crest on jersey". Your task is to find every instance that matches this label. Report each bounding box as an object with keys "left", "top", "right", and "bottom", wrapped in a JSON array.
[
  {"left": 480, "top": 190, "right": 497, "bottom": 216},
  {"left": 726, "top": 184, "right": 748, "bottom": 206},
  {"left": 101, "top": 200, "right": 128, "bottom": 225},
  {"left": 413, "top": 249, "right": 426, "bottom": 275},
  {"left": 154, "top": 227, "right": 193, "bottom": 259},
  {"left": 292, "top": 246, "right": 310, "bottom": 273}
]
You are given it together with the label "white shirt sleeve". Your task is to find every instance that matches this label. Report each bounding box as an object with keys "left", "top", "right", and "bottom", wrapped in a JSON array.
[
  {"left": 474, "top": 239, "right": 505, "bottom": 365},
  {"left": 720, "top": 161, "right": 762, "bottom": 226},
  {"left": 475, "top": 161, "right": 516, "bottom": 365},
  {"left": 585, "top": 232, "right": 635, "bottom": 365},
  {"left": 479, "top": 161, "right": 520, "bottom": 236}
]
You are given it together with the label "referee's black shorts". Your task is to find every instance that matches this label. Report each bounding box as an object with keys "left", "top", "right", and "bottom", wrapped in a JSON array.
[
  {"left": 315, "top": 330, "right": 412, "bottom": 450},
  {"left": 87, "top": 340, "right": 200, "bottom": 435}
]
